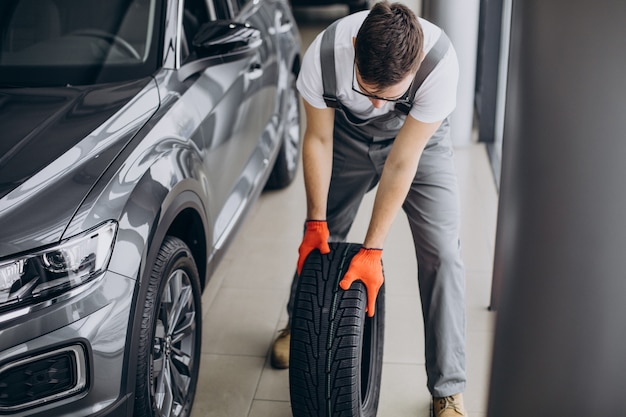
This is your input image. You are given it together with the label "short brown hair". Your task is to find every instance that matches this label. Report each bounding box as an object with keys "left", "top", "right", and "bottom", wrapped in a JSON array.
[{"left": 354, "top": 1, "right": 424, "bottom": 90}]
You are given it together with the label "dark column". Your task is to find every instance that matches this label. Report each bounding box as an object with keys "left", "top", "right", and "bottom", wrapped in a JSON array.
[
  {"left": 488, "top": 1, "right": 626, "bottom": 416},
  {"left": 475, "top": 0, "right": 503, "bottom": 145}
]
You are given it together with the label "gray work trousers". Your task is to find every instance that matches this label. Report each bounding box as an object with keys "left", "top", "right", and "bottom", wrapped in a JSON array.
[{"left": 287, "top": 117, "right": 467, "bottom": 397}]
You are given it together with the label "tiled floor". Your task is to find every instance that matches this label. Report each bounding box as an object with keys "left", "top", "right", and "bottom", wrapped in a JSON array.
[{"left": 191, "top": 6, "right": 499, "bottom": 417}]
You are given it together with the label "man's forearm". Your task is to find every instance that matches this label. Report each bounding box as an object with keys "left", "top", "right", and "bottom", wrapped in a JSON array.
[
  {"left": 302, "top": 132, "right": 333, "bottom": 220},
  {"left": 363, "top": 117, "right": 442, "bottom": 249},
  {"left": 363, "top": 153, "right": 420, "bottom": 249},
  {"left": 301, "top": 101, "right": 335, "bottom": 221}
]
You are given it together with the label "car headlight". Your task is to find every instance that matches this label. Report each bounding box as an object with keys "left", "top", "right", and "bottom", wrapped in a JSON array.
[{"left": 0, "top": 221, "right": 117, "bottom": 310}]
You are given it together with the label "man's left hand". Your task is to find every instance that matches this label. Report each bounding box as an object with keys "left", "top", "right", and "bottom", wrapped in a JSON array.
[{"left": 339, "top": 248, "right": 384, "bottom": 317}]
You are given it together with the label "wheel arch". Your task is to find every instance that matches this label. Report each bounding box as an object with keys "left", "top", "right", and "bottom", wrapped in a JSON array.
[
  {"left": 146, "top": 185, "right": 210, "bottom": 290},
  {"left": 164, "top": 207, "right": 208, "bottom": 290}
]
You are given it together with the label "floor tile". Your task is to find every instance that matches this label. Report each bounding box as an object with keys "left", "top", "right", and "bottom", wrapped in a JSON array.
[
  {"left": 191, "top": 354, "right": 264, "bottom": 417},
  {"left": 465, "top": 270, "right": 497, "bottom": 331},
  {"left": 201, "top": 288, "right": 284, "bottom": 356},
  {"left": 466, "top": 330, "right": 495, "bottom": 414},
  {"left": 254, "top": 362, "right": 290, "bottom": 402},
  {"left": 383, "top": 295, "right": 425, "bottom": 365},
  {"left": 248, "top": 400, "right": 292, "bottom": 417},
  {"left": 219, "top": 238, "right": 299, "bottom": 291},
  {"left": 378, "top": 363, "right": 431, "bottom": 417}
]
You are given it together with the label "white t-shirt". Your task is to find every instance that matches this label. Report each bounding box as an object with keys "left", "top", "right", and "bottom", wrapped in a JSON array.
[{"left": 296, "top": 11, "right": 459, "bottom": 124}]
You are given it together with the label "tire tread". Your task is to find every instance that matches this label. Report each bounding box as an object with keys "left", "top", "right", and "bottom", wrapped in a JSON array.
[{"left": 290, "top": 242, "right": 384, "bottom": 417}]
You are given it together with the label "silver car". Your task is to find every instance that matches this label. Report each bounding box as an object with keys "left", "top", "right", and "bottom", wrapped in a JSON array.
[{"left": 0, "top": 0, "right": 301, "bottom": 415}]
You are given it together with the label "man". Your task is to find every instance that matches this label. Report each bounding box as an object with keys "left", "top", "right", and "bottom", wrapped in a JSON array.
[{"left": 272, "top": 2, "right": 466, "bottom": 416}]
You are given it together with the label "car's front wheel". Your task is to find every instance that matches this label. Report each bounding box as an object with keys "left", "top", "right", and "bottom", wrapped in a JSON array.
[{"left": 134, "top": 236, "right": 202, "bottom": 417}]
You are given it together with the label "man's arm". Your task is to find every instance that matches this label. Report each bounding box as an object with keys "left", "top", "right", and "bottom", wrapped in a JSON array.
[
  {"left": 363, "top": 115, "right": 443, "bottom": 248},
  {"left": 340, "top": 115, "right": 443, "bottom": 316},
  {"left": 301, "top": 100, "right": 335, "bottom": 220},
  {"left": 293, "top": 100, "right": 336, "bottom": 274}
]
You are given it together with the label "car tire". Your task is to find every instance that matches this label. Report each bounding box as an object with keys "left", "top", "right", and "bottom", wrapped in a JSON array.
[
  {"left": 134, "top": 236, "right": 202, "bottom": 417},
  {"left": 265, "top": 70, "right": 301, "bottom": 190},
  {"left": 289, "top": 242, "right": 385, "bottom": 417}
]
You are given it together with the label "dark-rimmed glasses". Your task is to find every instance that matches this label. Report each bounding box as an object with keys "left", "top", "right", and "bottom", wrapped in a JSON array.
[{"left": 351, "top": 58, "right": 413, "bottom": 104}]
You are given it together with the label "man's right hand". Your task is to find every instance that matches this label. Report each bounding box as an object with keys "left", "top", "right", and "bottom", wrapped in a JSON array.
[{"left": 297, "top": 220, "right": 331, "bottom": 275}]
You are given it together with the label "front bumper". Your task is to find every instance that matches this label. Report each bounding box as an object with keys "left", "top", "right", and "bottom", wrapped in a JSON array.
[{"left": 0, "top": 270, "right": 136, "bottom": 417}]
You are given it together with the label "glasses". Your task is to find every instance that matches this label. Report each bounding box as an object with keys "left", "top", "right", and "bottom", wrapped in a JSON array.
[{"left": 351, "top": 59, "right": 413, "bottom": 104}]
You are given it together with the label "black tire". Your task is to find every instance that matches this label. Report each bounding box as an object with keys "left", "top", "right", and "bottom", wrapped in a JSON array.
[
  {"left": 134, "top": 236, "right": 202, "bottom": 417},
  {"left": 290, "top": 242, "right": 385, "bottom": 417},
  {"left": 265, "top": 69, "right": 301, "bottom": 190}
]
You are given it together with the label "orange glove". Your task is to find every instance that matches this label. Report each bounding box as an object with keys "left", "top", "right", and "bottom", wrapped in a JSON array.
[
  {"left": 339, "top": 248, "right": 384, "bottom": 317},
  {"left": 297, "top": 220, "right": 330, "bottom": 275}
]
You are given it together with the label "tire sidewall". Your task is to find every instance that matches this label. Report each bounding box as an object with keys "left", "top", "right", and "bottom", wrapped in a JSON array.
[{"left": 358, "top": 284, "right": 385, "bottom": 416}]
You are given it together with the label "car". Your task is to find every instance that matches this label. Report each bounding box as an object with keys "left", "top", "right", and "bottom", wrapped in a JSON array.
[
  {"left": 289, "top": 0, "right": 373, "bottom": 14},
  {"left": 0, "top": 0, "right": 302, "bottom": 416}
]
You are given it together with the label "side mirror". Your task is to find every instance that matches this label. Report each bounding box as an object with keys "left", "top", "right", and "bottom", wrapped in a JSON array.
[{"left": 192, "top": 21, "right": 261, "bottom": 57}]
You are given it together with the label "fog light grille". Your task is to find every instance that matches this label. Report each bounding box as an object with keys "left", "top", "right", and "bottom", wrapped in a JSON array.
[{"left": 0, "top": 345, "right": 87, "bottom": 411}]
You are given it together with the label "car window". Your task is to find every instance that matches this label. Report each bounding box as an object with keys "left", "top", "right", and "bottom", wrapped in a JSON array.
[
  {"left": 180, "top": 0, "right": 235, "bottom": 63},
  {"left": 212, "top": 0, "right": 234, "bottom": 20},
  {"left": 180, "top": 0, "right": 210, "bottom": 63},
  {"left": 0, "top": 0, "right": 162, "bottom": 86}
]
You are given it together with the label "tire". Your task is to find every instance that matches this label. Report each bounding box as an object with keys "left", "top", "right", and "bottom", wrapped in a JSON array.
[
  {"left": 134, "top": 236, "right": 202, "bottom": 417},
  {"left": 290, "top": 242, "right": 385, "bottom": 417},
  {"left": 265, "top": 69, "right": 301, "bottom": 190}
]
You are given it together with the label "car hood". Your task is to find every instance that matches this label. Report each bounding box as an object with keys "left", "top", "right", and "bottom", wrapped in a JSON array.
[{"left": 0, "top": 78, "right": 159, "bottom": 257}]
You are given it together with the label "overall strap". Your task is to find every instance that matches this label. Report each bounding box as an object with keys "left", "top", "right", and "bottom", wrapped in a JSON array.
[
  {"left": 395, "top": 30, "right": 451, "bottom": 115},
  {"left": 320, "top": 21, "right": 341, "bottom": 109}
]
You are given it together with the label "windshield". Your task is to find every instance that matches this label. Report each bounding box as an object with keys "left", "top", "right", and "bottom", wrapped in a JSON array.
[{"left": 0, "top": 0, "right": 162, "bottom": 87}]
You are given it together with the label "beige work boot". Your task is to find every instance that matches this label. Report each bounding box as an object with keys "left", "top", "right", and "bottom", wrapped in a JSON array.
[
  {"left": 270, "top": 328, "right": 290, "bottom": 369},
  {"left": 433, "top": 393, "right": 466, "bottom": 417}
]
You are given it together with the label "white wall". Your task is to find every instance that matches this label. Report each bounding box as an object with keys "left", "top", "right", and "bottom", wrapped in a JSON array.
[{"left": 422, "top": 0, "right": 480, "bottom": 147}]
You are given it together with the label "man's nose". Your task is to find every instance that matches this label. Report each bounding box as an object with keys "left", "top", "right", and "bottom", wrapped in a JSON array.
[{"left": 370, "top": 98, "right": 385, "bottom": 108}]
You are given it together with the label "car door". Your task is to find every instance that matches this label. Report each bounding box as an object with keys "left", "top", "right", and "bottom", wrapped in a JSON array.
[
  {"left": 233, "top": 0, "right": 279, "bottom": 145},
  {"left": 179, "top": 0, "right": 268, "bottom": 250}
]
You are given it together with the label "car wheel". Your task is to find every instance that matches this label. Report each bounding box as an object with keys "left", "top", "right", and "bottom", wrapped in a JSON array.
[
  {"left": 290, "top": 242, "right": 385, "bottom": 417},
  {"left": 134, "top": 236, "right": 202, "bottom": 417},
  {"left": 265, "top": 70, "right": 301, "bottom": 190}
]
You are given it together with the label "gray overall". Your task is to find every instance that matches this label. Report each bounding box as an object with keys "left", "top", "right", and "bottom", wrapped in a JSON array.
[{"left": 288, "top": 22, "right": 466, "bottom": 397}]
